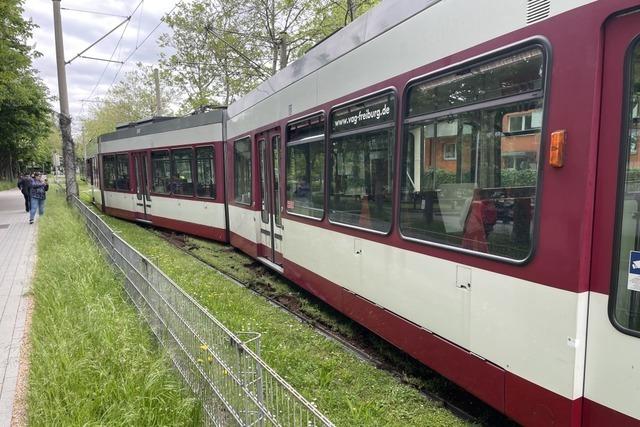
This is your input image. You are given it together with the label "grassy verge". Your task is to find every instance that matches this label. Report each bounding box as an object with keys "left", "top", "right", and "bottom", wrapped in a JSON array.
[
  {"left": 27, "top": 191, "right": 201, "bottom": 425},
  {"left": 77, "top": 190, "right": 468, "bottom": 426},
  {"left": 0, "top": 180, "right": 15, "bottom": 191}
]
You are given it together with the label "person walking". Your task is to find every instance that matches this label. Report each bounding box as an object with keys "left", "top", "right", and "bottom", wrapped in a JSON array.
[
  {"left": 29, "top": 172, "right": 49, "bottom": 224},
  {"left": 17, "top": 173, "right": 31, "bottom": 212}
]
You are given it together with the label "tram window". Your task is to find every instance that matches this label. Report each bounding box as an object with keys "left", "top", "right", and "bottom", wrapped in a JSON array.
[
  {"left": 286, "top": 114, "right": 325, "bottom": 219},
  {"left": 171, "top": 148, "right": 194, "bottom": 196},
  {"left": 611, "top": 41, "right": 640, "bottom": 334},
  {"left": 102, "top": 154, "right": 117, "bottom": 190},
  {"left": 408, "top": 49, "right": 544, "bottom": 117},
  {"left": 152, "top": 150, "right": 171, "bottom": 194},
  {"left": 93, "top": 158, "right": 100, "bottom": 188},
  {"left": 272, "top": 135, "right": 282, "bottom": 226},
  {"left": 115, "top": 154, "right": 130, "bottom": 190},
  {"left": 196, "top": 146, "right": 216, "bottom": 198},
  {"left": 400, "top": 47, "right": 545, "bottom": 260},
  {"left": 234, "top": 137, "right": 252, "bottom": 205},
  {"left": 329, "top": 92, "right": 395, "bottom": 232},
  {"left": 103, "top": 154, "right": 129, "bottom": 191}
]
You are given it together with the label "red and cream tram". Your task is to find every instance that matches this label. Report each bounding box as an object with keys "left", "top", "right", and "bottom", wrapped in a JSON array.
[
  {"left": 92, "top": 1, "right": 640, "bottom": 425},
  {"left": 92, "top": 111, "right": 227, "bottom": 241}
]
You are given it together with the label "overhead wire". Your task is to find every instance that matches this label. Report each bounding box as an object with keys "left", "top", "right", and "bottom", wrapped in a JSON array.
[
  {"left": 60, "top": 7, "right": 128, "bottom": 18},
  {"left": 83, "top": 0, "right": 145, "bottom": 105},
  {"left": 107, "top": 4, "right": 178, "bottom": 89}
]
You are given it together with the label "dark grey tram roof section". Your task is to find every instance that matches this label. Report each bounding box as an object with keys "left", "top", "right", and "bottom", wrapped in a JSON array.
[
  {"left": 227, "top": 0, "right": 443, "bottom": 118},
  {"left": 99, "top": 109, "right": 225, "bottom": 144}
]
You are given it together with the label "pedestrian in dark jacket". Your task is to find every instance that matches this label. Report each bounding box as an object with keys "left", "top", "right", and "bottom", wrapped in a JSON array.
[
  {"left": 29, "top": 172, "right": 48, "bottom": 224},
  {"left": 17, "top": 174, "right": 31, "bottom": 212}
]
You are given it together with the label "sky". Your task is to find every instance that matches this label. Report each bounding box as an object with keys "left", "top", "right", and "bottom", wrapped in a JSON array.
[{"left": 22, "top": 0, "right": 178, "bottom": 133}]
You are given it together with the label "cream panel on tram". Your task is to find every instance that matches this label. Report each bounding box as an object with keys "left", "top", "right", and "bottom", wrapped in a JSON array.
[
  {"left": 227, "top": 0, "right": 597, "bottom": 139},
  {"left": 229, "top": 205, "right": 260, "bottom": 244},
  {"left": 101, "top": 123, "right": 223, "bottom": 154},
  {"left": 150, "top": 197, "right": 226, "bottom": 230},
  {"left": 282, "top": 218, "right": 586, "bottom": 400},
  {"left": 585, "top": 292, "right": 640, "bottom": 420},
  {"left": 226, "top": 74, "right": 319, "bottom": 139},
  {"left": 103, "top": 191, "right": 135, "bottom": 213}
]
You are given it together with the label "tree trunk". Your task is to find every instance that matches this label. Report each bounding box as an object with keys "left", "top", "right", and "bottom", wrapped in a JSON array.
[
  {"left": 8, "top": 151, "right": 14, "bottom": 181},
  {"left": 59, "top": 113, "right": 78, "bottom": 202}
]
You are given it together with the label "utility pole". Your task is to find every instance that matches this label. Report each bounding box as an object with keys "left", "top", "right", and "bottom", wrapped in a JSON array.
[
  {"left": 52, "top": 0, "right": 78, "bottom": 202},
  {"left": 153, "top": 68, "right": 162, "bottom": 116}
]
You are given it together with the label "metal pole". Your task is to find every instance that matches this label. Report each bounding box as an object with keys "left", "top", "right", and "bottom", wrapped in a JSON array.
[
  {"left": 154, "top": 68, "right": 161, "bottom": 116},
  {"left": 53, "top": 0, "right": 78, "bottom": 201}
]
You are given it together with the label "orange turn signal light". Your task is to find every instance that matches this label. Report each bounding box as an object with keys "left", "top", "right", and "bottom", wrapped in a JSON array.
[{"left": 550, "top": 130, "right": 566, "bottom": 168}]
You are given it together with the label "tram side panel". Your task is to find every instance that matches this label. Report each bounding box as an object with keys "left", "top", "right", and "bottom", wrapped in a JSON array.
[
  {"left": 226, "top": 136, "right": 262, "bottom": 258},
  {"left": 98, "top": 115, "right": 228, "bottom": 242},
  {"left": 221, "top": 1, "right": 634, "bottom": 425}
]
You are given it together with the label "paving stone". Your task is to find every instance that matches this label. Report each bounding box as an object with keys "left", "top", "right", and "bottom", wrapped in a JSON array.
[{"left": 0, "top": 189, "right": 36, "bottom": 426}]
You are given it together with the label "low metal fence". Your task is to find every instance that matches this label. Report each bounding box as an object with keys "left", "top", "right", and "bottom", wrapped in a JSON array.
[{"left": 71, "top": 196, "right": 334, "bottom": 427}]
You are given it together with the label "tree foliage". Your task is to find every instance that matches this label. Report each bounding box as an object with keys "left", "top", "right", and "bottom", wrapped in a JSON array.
[
  {"left": 82, "top": 64, "right": 177, "bottom": 148},
  {"left": 82, "top": 0, "right": 381, "bottom": 139},
  {"left": 159, "top": 0, "right": 380, "bottom": 110},
  {"left": 0, "top": 0, "right": 52, "bottom": 178}
]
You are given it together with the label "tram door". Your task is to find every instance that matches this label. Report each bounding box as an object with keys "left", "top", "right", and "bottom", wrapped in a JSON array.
[
  {"left": 585, "top": 10, "right": 640, "bottom": 424},
  {"left": 257, "top": 130, "right": 283, "bottom": 265},
  {"left": 132, "top": 151, "right": 152, "bottom": 221}
]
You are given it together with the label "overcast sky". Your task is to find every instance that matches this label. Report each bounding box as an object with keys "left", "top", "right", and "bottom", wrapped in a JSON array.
[{"left": 23, "top": 0, "right": 178, "bottom": 132}]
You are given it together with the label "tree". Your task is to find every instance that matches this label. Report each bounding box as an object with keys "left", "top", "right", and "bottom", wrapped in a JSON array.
[
  {"left": 0, "top": 0, "right": 52, "bottom": 179},
  {"left": 159, "top": 0, "right": 267, "bottom": 109},
  {"left": 82, "top": 63, "right": 177, "bottom": 145},
  {"left": 159, "top": 0, "right": 380, "bottom": 111}
]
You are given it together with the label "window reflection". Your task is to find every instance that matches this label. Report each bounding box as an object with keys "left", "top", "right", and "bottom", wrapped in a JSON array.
[
  {"left": 286, "top": 115, "right": 325, "bottom": 219},
  {"left": 401, "top": 47, "right": 545, "bottom": 260},
  {"left": 234, "top": 138, "right": 252, "bottom": 205},
  {"left": 613, "top": 42, "right": 640, "bottom": 333},
  {"left": 329, "top": 92, "right": 395, "bottom": 233}
]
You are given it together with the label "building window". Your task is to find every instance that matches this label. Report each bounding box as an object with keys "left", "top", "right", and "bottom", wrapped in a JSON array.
[
  {"left": 507, "top": 110, "right": 542, "bottom": 134},
  {"left": 234, "top": 138, "right": 252, "bottom": 205},
  {"left": 152, "top": 150, "right": 171, "bottom": 194},
  {"left": 329, "top": 92, "right": 395, "bottom": 232},
  {"left": 443, "top": 143, "right": 456, "bottom": 160},
  {"left": 196, "top": 146, "right": 215, "bottom": 198},
  {"left": 171, "top": 148, "right": 194, "bottom": 196},
  {"left": 286, "top": 114, "right": 325, "bottom": 219},
  {"left": 401, "top": 47, "right": 545, "bottom": 261},
  {"left": 611, "top": 40, "right": 640, "bottom": 334}
]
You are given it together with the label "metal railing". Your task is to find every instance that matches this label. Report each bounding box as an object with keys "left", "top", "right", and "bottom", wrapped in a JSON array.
[{"left": 71, "top": 196, "right": 334, "bottom": 427}]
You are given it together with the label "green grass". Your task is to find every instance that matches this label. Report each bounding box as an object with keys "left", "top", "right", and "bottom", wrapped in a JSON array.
[
  {"left": 27, "top": 191, "right": 201, "bottom": 426},
  {"left": 77, "top": 189, "right": 469, "bottom": 426},
  {"left": 0, "top": 180, "right": 16, "bottom": 191}
]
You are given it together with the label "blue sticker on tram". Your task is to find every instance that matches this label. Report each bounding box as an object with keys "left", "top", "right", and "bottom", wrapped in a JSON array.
[
  {"left": 630, "top": 251, "right": 640, "bottom": 274},
  {"left": 628, "top": 251, "right": 640, "bottom": 292}
]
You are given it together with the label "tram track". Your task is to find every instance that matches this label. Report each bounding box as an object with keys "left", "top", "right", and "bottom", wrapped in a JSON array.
[{"left": 154, "top": 229, "right": 517, "bottom": 426}]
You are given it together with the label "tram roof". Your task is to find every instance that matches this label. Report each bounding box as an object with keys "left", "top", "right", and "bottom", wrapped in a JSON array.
[
  {"left": 226, "top": 0, "right": 442, "bottom": 118},
  {"left": 98, "top": 109, "right": 225, "bottom": 144}
]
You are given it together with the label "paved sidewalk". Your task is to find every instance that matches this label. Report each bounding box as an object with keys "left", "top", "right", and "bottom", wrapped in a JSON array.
[{"left": 0, "top": 189, "right": 36, "bottom": 426}]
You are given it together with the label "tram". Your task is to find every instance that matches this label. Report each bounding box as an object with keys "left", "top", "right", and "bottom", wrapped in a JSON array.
[{"left": 90, "top": 0, "right": 640, "bottom": 425}]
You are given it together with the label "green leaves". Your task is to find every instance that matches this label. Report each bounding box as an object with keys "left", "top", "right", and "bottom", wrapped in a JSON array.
[
  {"left": 158, "top": 0, "right": 381, "bottom": 111},
  {"left": 82, "top": 64, "right": 178, "bottom": 145},
  {"left": 0, "top": 0, "right": 52, "bottom": 178}
]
